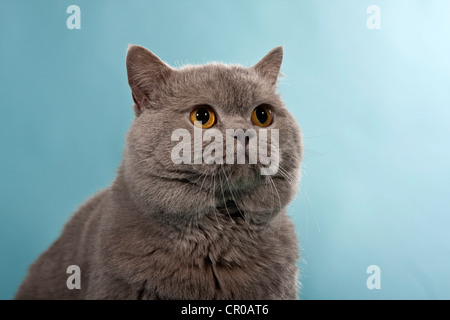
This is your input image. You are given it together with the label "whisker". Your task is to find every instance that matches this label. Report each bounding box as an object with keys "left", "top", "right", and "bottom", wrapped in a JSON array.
[
  {"left": 219, "top": 174, "right": 235, "bottom": 225},
  {"left": 278, "top": 165, "right": 298, "bottom": 183},
  {"left": 276, "top": 167, "right": 299, "bottom": 191},
  {"left": 198, "top": 171, "right": 209, "bottom": 192},
  {"left": 299, "top": 184, "right": 320, "bottom": 233},
  {"left": 268, "top": 176, "right": 282, "bottom": 213},
  {"left": 268, "top": 176, "right": 283, "bottom": 243},
  {"left": 221, "top": 166, "right": 255, "bottom": 234},
  {"left": 212, "top": 174, "right": 220, "bottom": 227},
  {"left": 266, "top": 174, "right": 276, "bottom": 218},
  {"left": 192, "top": 171, "right": 206, "bottom": 186}
]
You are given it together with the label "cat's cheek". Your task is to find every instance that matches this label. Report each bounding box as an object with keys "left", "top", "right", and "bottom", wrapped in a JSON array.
[
  {"left": 233, "top": 198, "right": 275, "bottom": 225},
  {"left": 236, "top": 176, "right": 295, "bottom": 221}
]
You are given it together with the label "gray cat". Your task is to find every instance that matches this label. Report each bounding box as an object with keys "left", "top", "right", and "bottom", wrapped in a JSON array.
[{"left": 15, "top": 45, "right": 303, "bottom": 300}]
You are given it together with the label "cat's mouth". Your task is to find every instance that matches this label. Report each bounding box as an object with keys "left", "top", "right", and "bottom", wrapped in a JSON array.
[
  {"left": 184, "top": 162, "right": 263, "bottom": 192},
  {"left": 216, "top": 200, "right": 244, "bottom": 220}
]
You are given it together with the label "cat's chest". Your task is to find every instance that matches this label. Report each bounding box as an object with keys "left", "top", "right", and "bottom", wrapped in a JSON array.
[
  {"left": 103, "top": 205, "right": 290, "bottom": 299},
  {"left": 147, "top": 235, "right": 273, "bottom": 299},
  {"left": 127, "top": 221, "right": 277, "bottom": 299}
]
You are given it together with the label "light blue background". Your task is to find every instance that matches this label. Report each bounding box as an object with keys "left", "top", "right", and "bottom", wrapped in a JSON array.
[{"left": 1, "top": 0, "right": 449, "bottom": 300}]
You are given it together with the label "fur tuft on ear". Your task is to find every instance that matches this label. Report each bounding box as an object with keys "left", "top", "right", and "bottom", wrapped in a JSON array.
[
  {"left": 252, "top": 46, "right": 283, "bottom": 86},
  {"left": 126, "top": 45, "right": 172, "bottom": 115}
]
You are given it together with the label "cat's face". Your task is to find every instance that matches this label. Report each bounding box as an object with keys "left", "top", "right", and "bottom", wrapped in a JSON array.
[{"left": 122, "top": 45, "right": 302, "bottom": 227}]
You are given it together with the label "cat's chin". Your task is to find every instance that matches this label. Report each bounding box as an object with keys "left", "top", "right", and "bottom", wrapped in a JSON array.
[{"left": 192, "top": 163, "right": 266, "bottom": 196}]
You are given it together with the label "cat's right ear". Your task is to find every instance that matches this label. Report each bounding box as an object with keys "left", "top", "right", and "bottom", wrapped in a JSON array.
[{"left": 126, "top": 45, "right": 172, "bottom": 115}]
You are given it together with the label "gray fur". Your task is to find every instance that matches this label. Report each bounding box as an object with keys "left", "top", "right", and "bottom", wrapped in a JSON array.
[{"left": 15, "top": 45, "right": 303, "bottom": 300}]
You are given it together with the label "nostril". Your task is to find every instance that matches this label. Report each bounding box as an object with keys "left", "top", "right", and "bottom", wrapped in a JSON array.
[
  {"left": 231, "top": 131, "right": 255, "bottom": 148},
  {"left": 233, "top": 134, "right": 250, "bottom": 147}
]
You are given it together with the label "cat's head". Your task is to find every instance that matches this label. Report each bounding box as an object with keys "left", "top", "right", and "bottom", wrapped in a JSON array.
[{"left": 122, "top": 45, "right": 302, "bottom": 227}]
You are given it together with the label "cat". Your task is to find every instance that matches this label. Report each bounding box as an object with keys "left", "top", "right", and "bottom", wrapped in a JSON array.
[{"left": 15, "top": 45, "right": 303, "bottom": 300}]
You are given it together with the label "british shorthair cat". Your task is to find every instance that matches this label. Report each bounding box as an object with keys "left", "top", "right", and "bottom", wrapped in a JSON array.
[{"left": 15, "top": 45, "right": 303, "bottom": 299}]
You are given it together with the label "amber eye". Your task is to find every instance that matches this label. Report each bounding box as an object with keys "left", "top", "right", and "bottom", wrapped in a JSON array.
[
  {"left": 190, "top": 105, "right": 216, "bottom": 129},
  {"left": 251, "top": 105, "right": 273, "bottom": 127}
]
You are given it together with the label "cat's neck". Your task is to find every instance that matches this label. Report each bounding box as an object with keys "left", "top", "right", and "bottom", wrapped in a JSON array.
[{"left": 110, "top": 163, "right": 271, "bottom": 235}]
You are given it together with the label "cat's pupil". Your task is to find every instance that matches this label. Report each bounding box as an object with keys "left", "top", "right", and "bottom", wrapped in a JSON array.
[
  {"left": 256, "top": 107, "right": 268, "bottom": 124},
  {"left": 196, "top": 108, "right": 210, "bottom": 124}
]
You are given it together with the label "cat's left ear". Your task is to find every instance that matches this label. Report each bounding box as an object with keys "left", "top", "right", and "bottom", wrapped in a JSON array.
[{"left": 251, "top": 46, "right": 283, "bottom": 86}]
